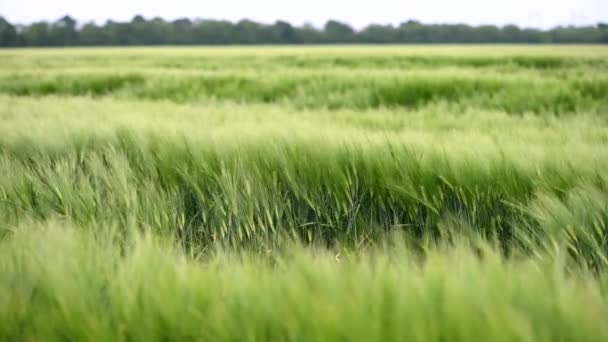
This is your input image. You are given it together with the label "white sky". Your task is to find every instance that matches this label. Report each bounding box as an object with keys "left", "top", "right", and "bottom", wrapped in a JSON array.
[{"left": 1, "top": 0, "right": 606, "bottom": 29}]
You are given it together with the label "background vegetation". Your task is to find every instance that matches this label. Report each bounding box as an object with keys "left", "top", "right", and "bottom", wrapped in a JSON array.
[{"left": 1, "top": 15, "right": 608, "bottom": 46}]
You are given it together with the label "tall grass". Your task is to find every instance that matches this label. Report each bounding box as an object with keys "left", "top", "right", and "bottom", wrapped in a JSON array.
[
  {"left": 1, "top": 96, "right": 607, "bottom": 261},
  {"left": 1, "top": 46, "right": 607, "bottom": 114},
  {"left": 1, "top": 46, "right": 607, "bottom": 340},
  {"left": 1, "top": 222, "right": 608, "bottom": 341}
]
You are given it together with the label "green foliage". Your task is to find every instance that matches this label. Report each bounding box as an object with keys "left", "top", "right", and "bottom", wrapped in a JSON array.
[{"left": 1, "top": 15, "right": 608, "bottom": 46}]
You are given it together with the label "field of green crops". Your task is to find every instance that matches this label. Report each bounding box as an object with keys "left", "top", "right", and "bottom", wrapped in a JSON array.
[{"left": 1, "top": 45, "right": 608, "bottom": 341}]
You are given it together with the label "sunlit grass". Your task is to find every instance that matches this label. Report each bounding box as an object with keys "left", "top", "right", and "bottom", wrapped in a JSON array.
[
  {"left": 1, "top": 222, "right": 608, "bottom": 341},
  {"left": 1, "top": 46, "right": 607, "bottom": 340}
]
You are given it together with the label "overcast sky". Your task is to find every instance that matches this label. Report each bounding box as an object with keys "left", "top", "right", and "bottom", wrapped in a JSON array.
[{"left": 1, "top": 0, "right": 606, "bottom": 29}]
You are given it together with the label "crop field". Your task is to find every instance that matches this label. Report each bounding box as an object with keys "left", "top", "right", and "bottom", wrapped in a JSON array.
[{"left": 1, "top": 45, "right": 608, "bottom": 341}]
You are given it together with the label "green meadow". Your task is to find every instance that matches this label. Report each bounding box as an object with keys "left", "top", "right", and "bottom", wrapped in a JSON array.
[{"left": 1, "top": 45, "right": 608, "bottom": 341}]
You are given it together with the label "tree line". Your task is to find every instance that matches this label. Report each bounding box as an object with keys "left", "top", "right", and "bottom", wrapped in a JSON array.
[{"left": 1, "top": 15, "right": 607, "bottom": 46}]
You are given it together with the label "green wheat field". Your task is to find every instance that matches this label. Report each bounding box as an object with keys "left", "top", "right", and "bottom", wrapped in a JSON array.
[{"left": 1, "top": 45, "right": 608, "bottom": 341}]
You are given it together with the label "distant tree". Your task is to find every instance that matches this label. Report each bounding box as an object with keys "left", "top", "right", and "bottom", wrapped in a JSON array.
[
  {"left": 80, "top": 22, "right": 109, "bottom": 45},
  {"left": 194, "top": 20, "right": 235, "bottom": 44},
  {"left": 1, "top": 15, "right": 607, "bottom": 46},
  {"left": 598, "top": 23, "right": 608, "bottom": 43},
  {"left": 296, "top": 23, "right": 322, "bottom": 44},
  {"left": 235, "top": 19, "right": 263, "bottom": 44},
  {"left": 49, "top": 15, "right": 78, "bottom": 45},
  {"left": 273, "top": 20, "right": 297, "bottom": 44},
  {"left": 502, "top": 25, "right": 521, "bottom": 43},
  {"left": 476, "top": 25, "right": 501, "bottom": 43},
  {"left": 172, "top": 18, "right": 194, "bottom": 44},
  {"left": 324, "top": 20, "right": 355, "bottom": 43},
  {"left": 553, "top": 26, "right": 595, "bottom": 43},
  {"left": 398, "top": 21, "right": 426, "bottom": 43},
  {"left": 147, "top": 17, "right": 172, "bottom": 45},
  {"left": 103, "top": 20, "right": 131, "bottom": 45},
  {"left": 360, "top": 24, "right": 398, "bottom": 43},
  {"left": 22, "top": 21, "right": 51, "bottom": 46},
  {"left": 0, "top": 16, "right": 19, "bottom": 46}
]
